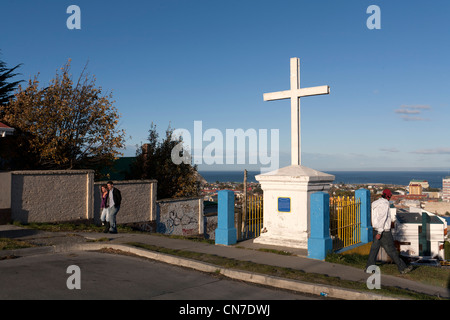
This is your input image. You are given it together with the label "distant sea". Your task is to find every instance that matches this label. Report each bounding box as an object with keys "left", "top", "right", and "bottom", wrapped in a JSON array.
[{"left": 199, "top": 170, "right": 450, "bottom": 189}]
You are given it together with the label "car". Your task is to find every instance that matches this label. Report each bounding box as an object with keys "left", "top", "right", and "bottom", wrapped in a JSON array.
[{"left": 410, "top": 258, "right": 441, "bottom": 267}]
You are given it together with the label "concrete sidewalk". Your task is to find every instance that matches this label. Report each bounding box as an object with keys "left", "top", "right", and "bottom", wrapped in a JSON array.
[{"left": 1, "top": 225, "right": 449, "bottom": 300}]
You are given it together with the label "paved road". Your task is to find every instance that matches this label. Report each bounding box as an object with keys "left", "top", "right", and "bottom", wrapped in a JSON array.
[{"left": 0, "top": 251, "right": 324, "bottom": 300}]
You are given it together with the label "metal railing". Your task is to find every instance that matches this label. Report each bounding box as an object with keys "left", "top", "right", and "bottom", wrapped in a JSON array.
[
  {"left": 240, "top": 194, "right": 263, "bottom": 240},
  {"left": 330, "top": 196, "right": 361, "bottom": 251}
]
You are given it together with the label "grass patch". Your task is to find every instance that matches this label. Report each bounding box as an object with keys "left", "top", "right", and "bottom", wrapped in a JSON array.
[
  {"left": 126, "top": 242, "right": 442, "bottom": 300},
  {"left": 326, "top": 252, "right": 368, "bottom": 269},
  {"left": 12, "top": 221, "right": 134, "bottom": 233},
  {"left": 326, "top": 252, "right": 450, "bottom": 290},
  {"left": 0, "top": 238, "right": 36, "bottom": 250}
]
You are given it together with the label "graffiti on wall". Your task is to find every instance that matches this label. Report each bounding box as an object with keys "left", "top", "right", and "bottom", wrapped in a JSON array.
[
  {"left": 158, "top": 210, "right": 198, "bottom": 235},
  {"left": 157, "top": 200, "right": 199, "bottom": 236}
]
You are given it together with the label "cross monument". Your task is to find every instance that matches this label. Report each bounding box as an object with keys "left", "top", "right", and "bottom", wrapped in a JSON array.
[
  {"left": 254, "top": 58, "right": 335, "bottom": 250},
  {"left": 263, "top": 57, "right": 329, "bottom": 166}
]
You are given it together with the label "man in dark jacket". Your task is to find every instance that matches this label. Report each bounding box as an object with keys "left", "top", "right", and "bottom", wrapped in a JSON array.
[{"left": 107, "top": 181, "right": 122, "bottom": 234}]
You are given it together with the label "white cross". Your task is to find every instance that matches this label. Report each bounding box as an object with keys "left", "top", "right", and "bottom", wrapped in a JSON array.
[{"left": 263, "top": 58, "right": 330, "bottom": 166}]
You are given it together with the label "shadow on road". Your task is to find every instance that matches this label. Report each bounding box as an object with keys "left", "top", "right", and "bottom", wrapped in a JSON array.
[{"left": 0, "top": 229, "right": 41, "bottom": 239}]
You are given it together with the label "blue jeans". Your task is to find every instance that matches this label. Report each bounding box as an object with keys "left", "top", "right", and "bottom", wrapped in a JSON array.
[
  {"left": 100, "top": 208, "right": 110, "bottom": 223},
  {"left": 109, "top": 205, "right": 120, "bottom": 232},
  {"left": 366, "top": 230, "right": 407, "bottom": 272}
]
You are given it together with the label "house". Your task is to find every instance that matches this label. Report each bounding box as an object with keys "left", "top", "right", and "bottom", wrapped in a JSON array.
[
  {"left": 409, "top": 184, "right": 423, "bottom": 195},
  {"left": 392, "top": 207, "right": 447, "bottom": 260},
  {"left": 0, "top": 122, "right": 14, "bottom": 137},
  {"left": 409, "top": 179, "right": 429, "bottom": 189}
]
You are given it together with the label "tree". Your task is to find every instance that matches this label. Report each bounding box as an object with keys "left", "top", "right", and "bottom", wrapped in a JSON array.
[
  {"left": 0, "top": 60, "right": 126, "bottom": 172},
  {"left": 128, "top": 123, "right": 200, "bottom": 199},
  {"left": 0, "top": 53, "right": 22, "bottom": 106}
]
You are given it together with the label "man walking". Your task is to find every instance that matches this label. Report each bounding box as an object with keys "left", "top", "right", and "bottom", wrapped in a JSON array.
[
  {"left": 107, "top": 181, "right": 122, "bottom": 234},
  {"left": 366, "top": 189, "right": 412, "bottom": 274}
]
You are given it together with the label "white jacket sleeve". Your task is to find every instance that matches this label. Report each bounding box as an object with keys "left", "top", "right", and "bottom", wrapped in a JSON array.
[{"left": 371, "top": 198, "right": 391, "bottom": 234}]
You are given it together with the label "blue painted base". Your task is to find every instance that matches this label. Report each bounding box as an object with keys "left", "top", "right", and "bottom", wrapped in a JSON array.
[
  {"left": 215, "top": 228, "right": 237, "bottom": 246},
  {"left": 308, "top": 237, "right": 332, "bottom": 261},
  {"left": 361, "top": 226, "right": 373, "bottom": 244}
]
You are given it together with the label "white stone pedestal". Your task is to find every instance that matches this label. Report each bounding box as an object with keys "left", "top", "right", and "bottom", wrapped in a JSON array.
[{"left": 254, "top": 165, "right": 335, "bottom": 249}]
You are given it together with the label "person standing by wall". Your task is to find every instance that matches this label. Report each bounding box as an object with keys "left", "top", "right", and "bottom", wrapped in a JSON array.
[
  {"left": 100, "top": 184, "right": 110, "bottom": 233},
  {"left": 107, "top": 181, "right": 122, "bottom": 234},
  {"left": 366, "top": 189, "right": 412, "bottom": 274}
]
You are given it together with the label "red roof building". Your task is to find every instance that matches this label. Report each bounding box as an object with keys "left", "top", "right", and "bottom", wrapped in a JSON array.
[{"left": 0, "top": 122, "right": 14, "bottom": 137}]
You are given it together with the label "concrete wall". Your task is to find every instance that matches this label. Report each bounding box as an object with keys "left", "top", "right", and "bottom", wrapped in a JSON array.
[
  {"left": 156, "top": 197, "right": 203, "bottom": 236},
  {"left": 6, "top": 170, "right": 215, "bottom": 239},
  {"left": 11, "top": 170, "right": 94, "bottom": 223},
  {"left": 0, "top": 172, "right": 12, "bottom": 224},
  {"left": 0, "top": 171, "right": 11, "bottom": 209},
  {"left": 204, "top": 213, "right": 218, "bottom": 240},
  {"left": 94, "top": 180, "right": 157, "bottom": 224}
]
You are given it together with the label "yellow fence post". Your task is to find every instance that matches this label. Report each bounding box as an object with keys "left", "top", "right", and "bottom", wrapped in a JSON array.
[{"left": 329, "top": 195, "right": 362, "bottom": 251}]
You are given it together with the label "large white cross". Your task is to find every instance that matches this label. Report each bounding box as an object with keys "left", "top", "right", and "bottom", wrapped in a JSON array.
[{"left": 263, "top": 58, "right": 330, "bottom": 166}]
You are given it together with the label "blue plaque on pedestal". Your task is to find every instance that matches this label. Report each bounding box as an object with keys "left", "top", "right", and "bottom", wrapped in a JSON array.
[{"left": 278, "top": 197, "right": 291, "bottom": 212}]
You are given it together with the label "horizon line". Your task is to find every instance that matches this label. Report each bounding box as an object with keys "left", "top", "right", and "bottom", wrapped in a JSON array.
[{"left": 198, "top": 168, "right": 450, "bottom": 172}]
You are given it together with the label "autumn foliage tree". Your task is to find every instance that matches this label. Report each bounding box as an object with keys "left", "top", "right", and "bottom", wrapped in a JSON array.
[
  {"left": 0, "top": 60, "right": 126, "bottom": 172},
  {"left": 128, "top": 124, "right": 200, "bottom": 199}
]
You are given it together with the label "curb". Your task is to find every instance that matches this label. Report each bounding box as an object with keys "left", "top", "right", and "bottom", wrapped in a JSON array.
[{"left": 62, "top": 242, "right": 400, "bottom": 300}]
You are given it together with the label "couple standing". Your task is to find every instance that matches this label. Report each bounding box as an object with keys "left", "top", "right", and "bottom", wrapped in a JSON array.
[{"left": 100, "top": 181, "right": 122, "bottom": 234}]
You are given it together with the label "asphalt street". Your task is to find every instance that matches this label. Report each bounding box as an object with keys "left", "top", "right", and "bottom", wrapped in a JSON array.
[{"left": 0, "top": 251, "right": 325, "bottom": 300}]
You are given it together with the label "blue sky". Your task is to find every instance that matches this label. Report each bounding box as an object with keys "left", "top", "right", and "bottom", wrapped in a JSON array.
[{"left": 1, "top": 0, "right": 450, "bottom": 172}]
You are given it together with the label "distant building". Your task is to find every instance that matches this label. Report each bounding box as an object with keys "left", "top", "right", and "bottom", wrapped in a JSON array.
[
  {"left": 409, "top": 184, "right": 423, "bottom": 195},
  {"left": 443, "top": 177, "right": 450, "bottom": 202},
  {"left": 409, "top": 179, "right": 429, "bottom": 189},
  {"left": 422, "top": 191, "right": 441, "bottom": 199},
  {"left": 391, "top": 194, "right": 427, "bottom": 202},
  {"left": 0, "top": 122, "right": 14, "bottom": 137}
]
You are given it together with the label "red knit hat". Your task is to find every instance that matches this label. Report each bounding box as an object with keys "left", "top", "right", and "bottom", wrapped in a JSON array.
[{"left": 382, "top": 189, "right": 392, "bottom": 198}]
